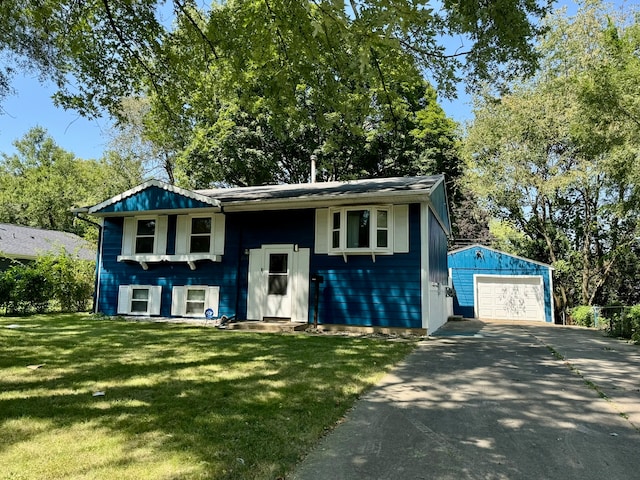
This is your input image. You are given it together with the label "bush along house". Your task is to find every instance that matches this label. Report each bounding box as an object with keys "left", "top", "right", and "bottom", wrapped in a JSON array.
[{"left": 77, "top": 175, "right": 452, "bottom": 334}]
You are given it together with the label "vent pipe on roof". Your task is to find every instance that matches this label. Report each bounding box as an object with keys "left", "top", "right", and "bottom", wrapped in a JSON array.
[{"left": 310, "top": 154, "right": 317, "bottom": 183}]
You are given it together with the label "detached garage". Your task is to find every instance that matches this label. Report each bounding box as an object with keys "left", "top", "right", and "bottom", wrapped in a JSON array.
[{"left": 448, "top": 245, "right": 555, "bottom": 323}]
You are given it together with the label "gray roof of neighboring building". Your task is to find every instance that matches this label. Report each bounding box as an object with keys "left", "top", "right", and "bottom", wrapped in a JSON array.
[{"left": 0, "top": 224, "right": 95, "bottom": 261}]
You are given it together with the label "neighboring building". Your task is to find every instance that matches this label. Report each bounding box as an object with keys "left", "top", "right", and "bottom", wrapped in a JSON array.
[
  {"left": 78, "top": 175, "right": 452, "bottom": 333},
  {"left": 0, "top": 223, "right": 94, "bottom": 270},
  {"left": 448, "top": 244, "right": 555, "bottom": 323}
]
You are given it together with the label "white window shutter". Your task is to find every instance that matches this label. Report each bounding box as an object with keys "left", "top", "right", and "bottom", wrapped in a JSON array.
[
  {"left": 149, "top": 286, "right": 162, "bottom": 316},
  {"left": 175, "top": 215, "right": 189, "bottom": 255},
  {"left": 171, "top": 286, "right": 186, "bottom": 316},
  {"left": 247, "top": 249, "right": 265, "bottom": 320},
  {"left": 206, "top": 286, "right": 221, "bottom": 317},
  {"left": 122, "top": 218, "right": 135, "bottom": 255},
  {"left": 291, "top": 248, "right": 310, "bottom": 322},
  {"left": 155, "top": 216, "right": 168, "bottom": 254},
  {"left": 315, "top": 209, "right": 329, "bottom": 254},
  {"left": 213, "top": 214, "right": 226, "bottom": 255},
  {"left": 117, "top": 285, "right": 130, "bottom": 314},
  {"left": 393, "top": 204, "right": 409, "bottom": 253}
]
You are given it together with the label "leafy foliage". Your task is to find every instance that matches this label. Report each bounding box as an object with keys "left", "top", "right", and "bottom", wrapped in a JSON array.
[
  {"left": 0, "top": 251, "right": 94, "bottom": 314},
  {"left": 0, "top": 127, "right": 143, "bottom": 238},
  {"left": 0, "top": 0, "right": 551, "bottom": 193},
  {"left": 570, "top": 305, "right": 595, "bottom": 327},
  {"left": 0, "top": 0, "right": 550, "bottom": 116},
  {"left": 463, "top": 1, "right": 640, "bottom": 312}
]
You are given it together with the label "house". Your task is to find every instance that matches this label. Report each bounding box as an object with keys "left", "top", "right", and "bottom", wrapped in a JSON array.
[
  {"left": 78, "top": 175, "right": 452, "bottom": 333},
  {"left": 0, "top": 223, "right": 94, "bottom": 271},
  {"left": 448, "top": 244, "right": 555, "bottom": 323}
]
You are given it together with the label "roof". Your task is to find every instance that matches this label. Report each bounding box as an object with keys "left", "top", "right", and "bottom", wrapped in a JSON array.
[
  {"left": 448, "top": 244, "right": 554, "bottom": 270},
  {"left": 0, "top": 224, "right": 95, "bottom": 261},
  {"left": 197, "top": 175, "right": 445, "bottom": 210},
  {"left": 81, "top": 175, "right": 450, "bottom": 229}
]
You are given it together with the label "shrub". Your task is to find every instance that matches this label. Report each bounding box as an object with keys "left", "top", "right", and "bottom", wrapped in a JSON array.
[
  {"left": 0, "top": 251, "right": 94, "bottom": 315},
  {"left": 570, "top": 305, "right": 594, "bottom": 327},
  {"left": 627, "top": 305, "right": 640, "bottom": 344}
]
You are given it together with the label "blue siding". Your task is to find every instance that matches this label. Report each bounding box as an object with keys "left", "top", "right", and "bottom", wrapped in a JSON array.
[
  {"left": 97, "top": 217, "right": 240, "bottom": 317},
  {"left": 228, "top": 209, "right": 315, "bottom": 320},
  {"left": 429, "top": 181, "right": 450, "bottom": 233},
  {"left": 428, "top": 209, "right": 448, "bottom": 284},
  {"left": 311, "top": 204, "right": 422, "bottom": 328},
  {"left": 448, "top": 246, "right": 554, "bottom": 323},
  {"left": 95, "top": 186, "right": 214, "bottom": 214},
  {"left": 97, "top": 204, "right": 425, "bottom": 328}
]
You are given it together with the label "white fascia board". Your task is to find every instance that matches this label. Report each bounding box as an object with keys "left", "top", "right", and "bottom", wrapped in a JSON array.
[
  {"left": 88, "top": 180, "right": 221, "bottom": 214},
  {"left": 92, "top": 207, "right": 221, "bottom": 218}
]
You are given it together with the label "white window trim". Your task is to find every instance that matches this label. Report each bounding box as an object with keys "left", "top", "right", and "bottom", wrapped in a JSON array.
[
  {"left": 117, "top": 285, "right": 162, "bottom": 316},
  {"left": 121, "top": 215, "right": 168, "bottom": 257},
  {"left": 176, "top": 213, "right": 226, "bottom": 257},
  {"left": 328, "top": 205, "right": 394, "bottom": 257},
  {"left": 119, "top": 213, "right": 224, "bottom": 270},
  {"left": 134, "top": 216, "right": 158, "bottom": 254},
  {"left": 171, "top": 285, "right": 220, "bottom": 318}
]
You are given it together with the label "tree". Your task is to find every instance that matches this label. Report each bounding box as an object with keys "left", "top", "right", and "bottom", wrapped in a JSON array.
[
  {"left": 463, "top": 1, "right": 640, "bottom": 312},
  {"left": 163, "top": 76, "right": 463, "bottom": 189},
  {"left": 0, "top": 127, "right": 143, "bottom": 237},
  {"left": 107, "top": 97, "right": 177, "bottom": 183},
  {"left": 0, "top": 0, "right": 551, "bottom": 119}
]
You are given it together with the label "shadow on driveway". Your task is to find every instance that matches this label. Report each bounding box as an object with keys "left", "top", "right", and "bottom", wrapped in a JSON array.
[{"left": 292, "top": 320, "right": 640, "bottom": 480}]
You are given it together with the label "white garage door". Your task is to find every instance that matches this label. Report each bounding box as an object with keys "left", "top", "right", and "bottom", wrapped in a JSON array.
[{"left": 475, "top": 275, "right": 545, "bottom": 321}]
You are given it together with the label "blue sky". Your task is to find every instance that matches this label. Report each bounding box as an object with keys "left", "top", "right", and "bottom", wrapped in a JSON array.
[{"left": 0, "top": 0, "right": 596, "bottom": 161}]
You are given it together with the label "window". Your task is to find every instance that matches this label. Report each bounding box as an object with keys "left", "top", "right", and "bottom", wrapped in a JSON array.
[
  {"left": 376, "top": 210, "right": 388, "bottom": 248},
  {"left": 130, "top": 288, "right": 150, "bottom": 313},
  {"left": 330, "top": 206, "right": 392, "bottom": 252},
  {"left": 135, "top": 219, "right": 156, "bottom": 254},
  {"left": 315, "top": 205, "right": 409, "bottom": 256},
  {"left": 331, "top": 212, "right": 340, "bottom": 249},
  {"left": 117, "top": 285, "right": 162, "bottom": 316},
  {"left": 175, "top": 214, "right": 226, "bottom": 257},
  {"left": 171, "top": 286, "right": 220, "bottom": 317},
  {"left": 190, "top": 217, "right": 212, "bottom": 253},
  {"left": 268, "top": 253, "right": 288, "bottom": 295},
  {"left": 186, "top": 288, "right": 206, "bottom": 314},
  {"left": 120, "top": 216, "right": 168, "bottom": 258}
]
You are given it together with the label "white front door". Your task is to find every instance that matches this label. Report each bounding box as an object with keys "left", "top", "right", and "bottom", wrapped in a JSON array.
[{"left": 247, "top": 245, "right": 310, "bottom": 322}]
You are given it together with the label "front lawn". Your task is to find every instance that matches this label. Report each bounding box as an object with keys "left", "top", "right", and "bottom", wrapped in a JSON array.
[{"left": 0, "top": 314, "right": 416, "bottom": 479}]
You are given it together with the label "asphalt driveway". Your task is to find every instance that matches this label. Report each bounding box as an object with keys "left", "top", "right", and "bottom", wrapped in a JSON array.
[{"left": 292, "top": 320, "right": 640, "bottom": 480}]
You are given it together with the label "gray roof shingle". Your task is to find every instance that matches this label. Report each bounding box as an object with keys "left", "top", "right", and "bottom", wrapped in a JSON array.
[{"left": 197, "top": 175, "right": 443, "bottom": 207}]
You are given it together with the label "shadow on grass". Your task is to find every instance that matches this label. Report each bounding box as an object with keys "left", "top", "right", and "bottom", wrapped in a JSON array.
[{"left": 0, "top": 314, "right": 415, "bottom": 479}]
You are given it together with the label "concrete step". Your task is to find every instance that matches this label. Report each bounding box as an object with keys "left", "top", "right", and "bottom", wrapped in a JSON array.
[{"left": 224, "top": 321, "right": 308, "bottom": 332}]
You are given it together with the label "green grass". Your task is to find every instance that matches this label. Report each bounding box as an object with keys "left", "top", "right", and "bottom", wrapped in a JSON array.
[{"left": 0, "top": 314, "right": 416, "bottom": 479}]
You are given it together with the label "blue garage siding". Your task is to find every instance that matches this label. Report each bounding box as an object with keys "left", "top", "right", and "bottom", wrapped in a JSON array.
[
  {"left": 310, "top": 203, "right": 422, "bottom": 328},
  {"left": 448, "top": 245, "right": 554, "bottom": 323}
]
